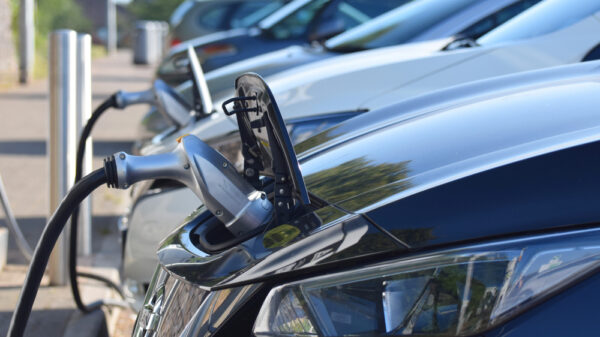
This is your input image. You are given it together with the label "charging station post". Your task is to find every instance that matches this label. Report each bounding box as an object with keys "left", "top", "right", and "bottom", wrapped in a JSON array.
[
  {"left": 48, "top": 30, "right": 78, "bottom": 285},
  {"left": 76, "top": 34, "right": 93, "bottom": 256}
]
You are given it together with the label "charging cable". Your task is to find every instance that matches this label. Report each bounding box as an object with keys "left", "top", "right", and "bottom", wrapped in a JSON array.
[
  {"left": 7, "top": 134, "right": 272, "bottom": 337},
  {"left": 68, "top": 94, "right": 120, "bottom": 313}
]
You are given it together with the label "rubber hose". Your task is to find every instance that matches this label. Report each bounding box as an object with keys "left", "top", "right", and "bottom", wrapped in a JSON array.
[
  {"left": 68, "top": 94, "right": 125, "bottom": 313},
  {"left": 7, "top": 168, "right": 108, "bottom": 337}
]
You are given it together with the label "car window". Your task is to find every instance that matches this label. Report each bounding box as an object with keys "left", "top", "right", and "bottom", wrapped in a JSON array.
[
  {"left": 325, "top": 0, "right": 479, "bottom": 52},
  {"left": 197, "top": 5, "right": 231, "bottom": 30},
  {"left": 230, "top": 1, "right": 287, "bottom": 29},
  {"left": 459, "top": 0, "right": 541, "bottom": 40},
  {"left": 310, "top": 0, "right": 408, "bottom": 41},
  {"left": 266, "top": 0, "right": 405, "bottom": 41},
  {"left": 478, "top": 0, "right": 600, "bottom": 45},
  {"left": 266, "top": 0, "right": 331, "bottom": 40}
]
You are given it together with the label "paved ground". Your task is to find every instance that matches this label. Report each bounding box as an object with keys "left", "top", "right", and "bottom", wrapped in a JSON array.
[{"left": 0, "top": 50, "right": 153, "bottom": 337}]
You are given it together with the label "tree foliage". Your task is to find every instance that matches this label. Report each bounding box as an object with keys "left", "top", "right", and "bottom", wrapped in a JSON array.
[
  {"left": 35, "top": 0, "right": 92, "bottom": 35},
  {"left": 128, "top": 0, "right": 185, "bottom": 21}
]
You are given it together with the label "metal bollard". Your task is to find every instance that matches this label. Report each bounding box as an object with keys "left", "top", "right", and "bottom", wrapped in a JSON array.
[
  {"left": 19, "top": 0, "right": 35, "bottom": 84},
  {"left": 106, "top": 0, "right": 117, "bottom": 54},
  {"left": 76, "top": 34, "right": 92, "bottom": 256},
  {"left": 48, "top": 30, "right": 78, "bottom": 285}
]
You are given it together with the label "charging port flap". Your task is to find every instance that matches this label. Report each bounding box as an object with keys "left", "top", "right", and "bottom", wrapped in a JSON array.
[{"left": 222, "top": 73, "right": 310, "bottom": 224}]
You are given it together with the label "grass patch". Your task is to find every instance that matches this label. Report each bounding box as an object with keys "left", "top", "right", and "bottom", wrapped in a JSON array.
[{"left": 91, "top": 45, "right": 107, "bottom": 60}]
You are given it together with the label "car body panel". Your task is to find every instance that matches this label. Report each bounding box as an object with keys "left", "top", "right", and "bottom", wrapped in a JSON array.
[
  {"left": 149, "top": 61, "right": 600, "bottom": 289},
  {"left": 155, "top": 205, "right": 403, "bottom": 288},
  {"left": 133, "top": 61, "right": 600, "bottom": 335},
  {"left": 123, "top": 187, "right": 200, "bottom": 283}
]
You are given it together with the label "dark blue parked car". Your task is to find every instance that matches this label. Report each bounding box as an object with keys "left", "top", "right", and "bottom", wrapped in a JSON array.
[{"left": 133, "top": 60, "right": 600, "bottom": 336}]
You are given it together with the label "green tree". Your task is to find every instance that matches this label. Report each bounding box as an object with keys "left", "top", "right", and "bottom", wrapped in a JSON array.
[
  {"left": 10, "top": 0, "right": 92, "bottom": 78},
  {"left": 128, "top": 0, "right": 185, "bottom": 21},
  {"left": 36, "top": 0, "right": 92, "bottom": 35}
]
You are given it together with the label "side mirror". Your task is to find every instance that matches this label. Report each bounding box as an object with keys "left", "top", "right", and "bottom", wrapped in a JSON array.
[{"left": 152, "top": 79, "right": 194, "bottom": 128}]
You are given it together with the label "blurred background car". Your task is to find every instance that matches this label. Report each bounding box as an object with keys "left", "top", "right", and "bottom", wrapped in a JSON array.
[
  {"left": 170, "top": 0, "right": 291, "bottom": 46},
  {"left": 158, "top": 0, "right": 408, "bottom": 85},
  {"left": 141, "top": 0, "right": 540, "bottom": 138}
]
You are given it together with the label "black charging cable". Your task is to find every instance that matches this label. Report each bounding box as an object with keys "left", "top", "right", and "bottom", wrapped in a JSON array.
[
  {"left": 67, "top": 94, "right": 127, "bottom": 313},
  {"left": 7, "top": 168, "right": 109, "bottom": 337}
]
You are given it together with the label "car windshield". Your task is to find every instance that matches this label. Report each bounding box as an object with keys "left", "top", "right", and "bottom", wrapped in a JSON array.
[
  {"left": 478, "top": 0, "right": 600, "bottom": 45},
  {"left": 324, "top": 0, "right": 479, "bottom": 52},
  {"left": 265, "top": 0, "right": 330, "bottom": 40},
  {"left": 231, "top": 1, "right": 288, "bottom": 28},
  {"left": 263, "top": 0, "right": 402, "bottom": 41}
]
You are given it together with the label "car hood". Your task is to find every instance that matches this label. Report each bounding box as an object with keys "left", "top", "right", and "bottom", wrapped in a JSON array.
[
  {"left": 297, "top": 61, "right": 600, "bottom": 245},
  {"left": 299, "top": 61, "right": 600, "bottom": 208},
  {"left": 156, "top": 61, "right": 600, "bottom": 290}
]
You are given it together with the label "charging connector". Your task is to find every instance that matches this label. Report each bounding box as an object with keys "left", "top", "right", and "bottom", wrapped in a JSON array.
[
  {"left": 8, "top": 134, "right": 273, "bottom": 337},
  {"left": 104, "top": 135, "right": 272, "bottom": 236}
]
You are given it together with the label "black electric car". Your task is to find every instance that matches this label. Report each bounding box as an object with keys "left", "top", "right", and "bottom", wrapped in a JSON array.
[{"left": 133, "top": 61, "right": 600, "bottom": 336}]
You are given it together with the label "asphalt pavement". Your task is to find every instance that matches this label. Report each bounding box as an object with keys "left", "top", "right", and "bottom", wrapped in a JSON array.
[{"left": 0, "top": 50, "right": 154, "bottom": 337}]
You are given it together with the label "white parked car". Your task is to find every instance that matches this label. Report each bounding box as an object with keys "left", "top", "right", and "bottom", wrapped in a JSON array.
[{"left": 121, "top": 0, "right": 600, "bottom": 308}]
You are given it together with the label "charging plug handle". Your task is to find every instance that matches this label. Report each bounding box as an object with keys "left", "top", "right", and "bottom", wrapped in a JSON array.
[
  {"left": 114, "top": 89, "right": 155, "bottom": 109},
  {"left": 105, "top": 135, "right": 272, "bottom": 236}
]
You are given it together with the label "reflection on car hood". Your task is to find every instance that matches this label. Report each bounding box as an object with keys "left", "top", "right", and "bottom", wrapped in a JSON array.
[{"left": 298, "top": 61, "right": 600, "bottom": 213}]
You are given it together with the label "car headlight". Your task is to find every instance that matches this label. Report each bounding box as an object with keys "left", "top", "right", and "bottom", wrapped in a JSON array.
[{"left": 254, "top": 228, "right": 600, "bottom": 336}]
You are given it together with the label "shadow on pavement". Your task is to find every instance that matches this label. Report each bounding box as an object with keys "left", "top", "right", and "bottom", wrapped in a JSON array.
[
  {"left": 1, "top": 215, "right": 121, "bottom": 266},
  {"left": 0, "top": 140, "right": 134, "bottom": 156},
  {"left": 93, "top": 75, "right": 150, "bottom": 83},
  {"left": 0, "top": 308, "right": 75, "bottom": 337}
]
